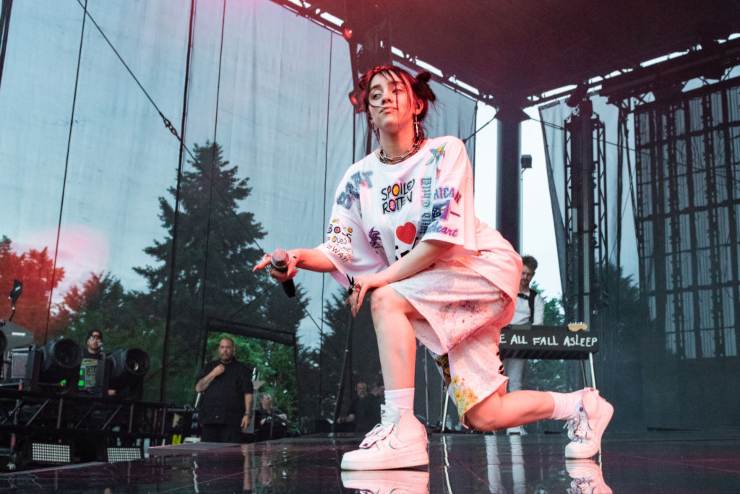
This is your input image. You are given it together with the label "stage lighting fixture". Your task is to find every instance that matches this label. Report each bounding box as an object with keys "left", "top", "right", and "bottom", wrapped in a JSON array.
[
  {"left": 9, "top": 347, "right": 30, "bottom": 380},
  {"left": 31, "top": 443, "right": 71, "bottom": 464},
  {"left": 6, "top": 338, "right": 82, "bottom": 387},
  {"left": 106, "top": 446, "right": 143, "bottom": 463},
  {"left": 520, "top": 154, "right": 533, "bottom": 170},
  {"left": 9, "top": 279, "right": 22, "bottom": 306},
  {"left": 107, "top": 348, "right": 150, "bottom": 390},
  {"left": 0, "top": 321, "right": 33, "bottom": 350},
  {"left": 41, "top": 338, "right": 83, "bottom": 381}
]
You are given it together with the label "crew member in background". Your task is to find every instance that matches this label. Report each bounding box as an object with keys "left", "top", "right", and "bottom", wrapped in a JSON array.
[
  {"left": 338, "top": 381, "right": 381, "bottom": 433},
  {"left": 255, "top": 393, "right": 288, "bottom": 441},
  {"left": 79, "top": 329, "right": 116, "bottom": 396},
  {"left": 503, "top": 255, "right": 545, "bottom": 435},
  {"left": 196, "top": 337, "right": 254, "bottom": 443}
]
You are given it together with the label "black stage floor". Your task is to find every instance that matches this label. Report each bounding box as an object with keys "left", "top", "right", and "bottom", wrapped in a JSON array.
[{"left": 1, "top": 432, "right": 739, "bottom": 493}]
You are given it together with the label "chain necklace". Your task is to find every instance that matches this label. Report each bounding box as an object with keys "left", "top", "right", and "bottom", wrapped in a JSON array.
[{"left": 377, "top": 136, "right": 425, "bottom": 164}]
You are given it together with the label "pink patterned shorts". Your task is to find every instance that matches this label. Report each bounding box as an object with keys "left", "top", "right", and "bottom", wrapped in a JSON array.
[{"left": 390, "top": 252, "right": 515, "bottom": 419}]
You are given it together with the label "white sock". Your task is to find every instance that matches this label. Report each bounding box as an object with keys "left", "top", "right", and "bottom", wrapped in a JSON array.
[
  {"left": 548, "top": 389, "right": 587, "bottom": 420},
  {"left": 385, "top": 387, "right": 415, "bottom": 412}
]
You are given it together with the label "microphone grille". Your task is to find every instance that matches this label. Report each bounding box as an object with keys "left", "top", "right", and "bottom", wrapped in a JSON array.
[{"left": 271, "top": 249, "right": 289, "bottom": 269}]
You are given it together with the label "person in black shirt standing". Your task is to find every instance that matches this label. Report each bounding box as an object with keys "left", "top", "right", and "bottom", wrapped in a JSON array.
[
  {"left": 339, "top": 382, "right": 381, "bottom": 433},
  {"left": 195, "top": 337, "right": 254, "bottom": 443}
]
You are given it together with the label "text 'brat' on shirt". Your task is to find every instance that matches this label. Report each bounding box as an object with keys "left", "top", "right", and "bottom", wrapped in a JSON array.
[{"left": 336, "top": 170, "right": 374, "bottom": 212}]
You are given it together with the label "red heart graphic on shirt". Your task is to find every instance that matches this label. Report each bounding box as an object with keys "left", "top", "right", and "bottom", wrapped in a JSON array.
[{"left": 395, "top": 222, "right": 417, "bottom": 244}]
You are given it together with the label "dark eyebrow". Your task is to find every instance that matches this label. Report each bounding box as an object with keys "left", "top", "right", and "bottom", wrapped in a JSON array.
[{"left": 369, "top": 80, "right": 403, "bottom": 92}]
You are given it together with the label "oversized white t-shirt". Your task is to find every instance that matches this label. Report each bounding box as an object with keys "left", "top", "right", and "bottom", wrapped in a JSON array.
[{"left": 318, "top": 136, "right": 521, "bottom": 301}]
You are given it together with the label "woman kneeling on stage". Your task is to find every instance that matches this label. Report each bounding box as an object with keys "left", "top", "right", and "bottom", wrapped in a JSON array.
[{"left": 254, "top": 64, "right": 613, "bottom": 471}]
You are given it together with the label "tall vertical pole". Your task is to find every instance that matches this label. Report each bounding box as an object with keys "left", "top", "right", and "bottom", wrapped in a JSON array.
[
  {"left": 0, "top": 0, "right": 13, "bottom": 94},
  {"left": 161, "top": 0, "right": 196, "bottom": 402},
  {"left": 495, "top": 103, "right": 526, "bottom": 252}
]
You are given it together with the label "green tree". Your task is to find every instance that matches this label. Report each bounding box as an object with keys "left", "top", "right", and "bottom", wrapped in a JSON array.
[{"left": 134, "top": 141, "right": 309, "bottom": 405}]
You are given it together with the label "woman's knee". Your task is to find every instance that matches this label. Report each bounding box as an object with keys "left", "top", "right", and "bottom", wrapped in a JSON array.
[{"left": 370, "top": 285, "right": 403, "bottom": 316}]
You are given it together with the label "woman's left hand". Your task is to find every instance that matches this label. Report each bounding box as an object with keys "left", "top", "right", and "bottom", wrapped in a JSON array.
[{"left": 349, "top": 272, "right": 389, "bottom": 317}]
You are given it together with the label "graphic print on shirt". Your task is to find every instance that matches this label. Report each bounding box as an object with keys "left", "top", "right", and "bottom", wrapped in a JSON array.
[
  {"left": 427, "top": 185, "right": 462, "bottom": 238},
  {"left": 394, "top": 221, "right": 417, "bottom": 260},
  {"left": 336, "top": 170, "right": 374, "bottom": 210},
  {"left": 380, "top": 179, "right": 415, "bottom": 214},
  {"left": 426, "top": 143, "right": 447, "bottom": 166},
  {"left": 426, "top": 144, "right": 465, "bottom": 239},
  {"left": 418, "top": 142, "right": 448, "bottom": 238},
  {"left": 368, "top": 227, "right": 383, "bottom": 255},
  {"left": 325, "top": 218, "right": 353, "bottom": 262},
  {"left": 419, "top": 176, "right": 434, "bottom": 238}
]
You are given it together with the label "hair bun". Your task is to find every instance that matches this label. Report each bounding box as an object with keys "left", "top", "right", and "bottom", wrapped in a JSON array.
[
  {"left": 416, "top": 71, "right": 432, "bottom": 84},
  {"left": 413, "top": 71, "right": 436, "bottom": 103}
]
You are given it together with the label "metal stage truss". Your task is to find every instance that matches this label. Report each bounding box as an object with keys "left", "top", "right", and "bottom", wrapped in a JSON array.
[
  {"left": 0, "top": 388, "right": 191, "bottom": 469},
  {"left": 633, "top": 78, "right": 739, "bottom": 359},
  {"left": 564, "top": 105, "right": 609, "bottom": 326}
]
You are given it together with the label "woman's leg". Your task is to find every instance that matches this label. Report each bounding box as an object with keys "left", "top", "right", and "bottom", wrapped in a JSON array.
[
  {"left": 369, "top": 285, "right": 421, "bottom": 389},
  {"left": 466, "top": 386, "right": 613, "bottom": 459},
  {"left": 340, "top": 285, "right": 428, "bottom": 471},
  {"left": 465, "top": 388, "right": 557, "bottom": 431},
  {"left": 368, "top": 285, "right": 567, "bottom": 432}
]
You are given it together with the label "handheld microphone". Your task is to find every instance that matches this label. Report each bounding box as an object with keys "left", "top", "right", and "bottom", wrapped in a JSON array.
[{"left": 270, "top": 249, "right": 296, "bottom": 298}]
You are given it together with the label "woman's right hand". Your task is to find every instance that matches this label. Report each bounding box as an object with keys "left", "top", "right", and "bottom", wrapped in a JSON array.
[{"left": 253, "top": 250, "right": 299, "bottom": 283}]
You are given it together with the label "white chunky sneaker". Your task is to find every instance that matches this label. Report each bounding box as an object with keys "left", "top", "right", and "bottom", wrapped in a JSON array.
[
  {"left": 565, "top": 458, "right": 613, "bottom": 494},
  {"left": 341, "top": 404, "right": 429, "bottom": 471},
  {"left": 341, "top": 469, "right": 429, "bottom": 494},
  {"left": 564, "top": 389, "right": 614, "bottom": 459}
]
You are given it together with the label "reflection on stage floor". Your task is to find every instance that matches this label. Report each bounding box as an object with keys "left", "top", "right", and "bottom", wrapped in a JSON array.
[{"left": 1, "top": 431, "right": 739, "bottom": 492}]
